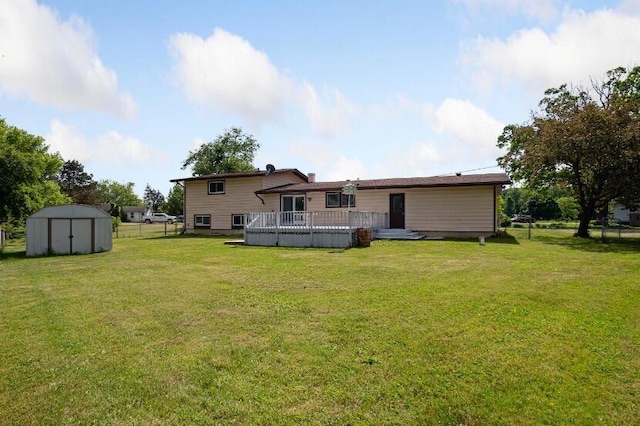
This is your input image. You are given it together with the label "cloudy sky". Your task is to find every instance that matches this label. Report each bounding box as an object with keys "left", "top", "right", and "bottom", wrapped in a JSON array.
[{"left": 1, "top": 0, "right": 638, "bottom": 196}]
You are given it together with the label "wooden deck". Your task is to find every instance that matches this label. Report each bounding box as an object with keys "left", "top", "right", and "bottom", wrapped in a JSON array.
[{"left": 244, "top": 211, "right": 385, "bottom": 248}]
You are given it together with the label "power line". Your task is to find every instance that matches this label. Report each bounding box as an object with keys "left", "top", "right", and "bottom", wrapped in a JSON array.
[{"left": 437, "top": 165, "right": 503, "bottom": 177}]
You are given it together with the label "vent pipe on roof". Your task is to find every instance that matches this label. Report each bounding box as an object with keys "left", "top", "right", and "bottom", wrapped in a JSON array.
[{"left": 308, "top": 172, "right": 316, "bottom": 183}]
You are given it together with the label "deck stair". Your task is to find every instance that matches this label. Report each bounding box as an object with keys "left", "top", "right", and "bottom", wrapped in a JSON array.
[{"left": 374, "top": 228, "right": 425, "bottom": 240}]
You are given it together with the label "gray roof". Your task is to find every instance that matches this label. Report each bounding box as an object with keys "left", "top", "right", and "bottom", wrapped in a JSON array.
[
  {"left": 257, "top": 173, "right": 511, "bottom": 194},
  {"left": 170, "top": 168, "right": 308, "bottom": 183}
]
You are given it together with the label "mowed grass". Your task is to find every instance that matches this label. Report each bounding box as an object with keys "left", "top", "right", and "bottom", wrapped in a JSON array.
[{"left": 1, "top": 230, "right": 639, "bottom": 425}]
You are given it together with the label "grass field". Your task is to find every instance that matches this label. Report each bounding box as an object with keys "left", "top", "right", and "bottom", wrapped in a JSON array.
[{"left": 1, "top": 229, "right": 639, "bottom": 424}]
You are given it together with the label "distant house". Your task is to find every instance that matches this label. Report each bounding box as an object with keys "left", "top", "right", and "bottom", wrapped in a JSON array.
[
  {"left": 170, "top": 168, "right": 510, "bottom": 238},
  {"left": 613, "top": 204, "right": 640, "bottom": 226},
  {"left": 122, "top": 206, "right": 148, "bottom": 223}
]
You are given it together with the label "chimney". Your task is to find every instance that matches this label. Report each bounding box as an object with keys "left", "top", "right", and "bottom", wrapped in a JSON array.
[{"left": 308, "top": 172, "right": 316, "bottom": 183}]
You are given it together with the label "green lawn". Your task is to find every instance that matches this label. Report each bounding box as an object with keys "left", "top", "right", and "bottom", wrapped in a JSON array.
[{"left": 1, "top": 230, "right": 639, "bottom": 425}]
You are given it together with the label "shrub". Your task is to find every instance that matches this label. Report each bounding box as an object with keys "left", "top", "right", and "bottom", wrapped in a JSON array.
[{"left": 500, "top": 218, "right": 512, "bottom": 227}]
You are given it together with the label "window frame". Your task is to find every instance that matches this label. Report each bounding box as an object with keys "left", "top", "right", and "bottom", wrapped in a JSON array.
[
  {"left": 194, "top": 214, "right": 211, "bottom": 228},
  {"left": 231, "top": 214, "right": 245, "bottom": 229},
  {"left": 326, "top": 192, "right": 341, "bottom": 208},
  {"left": 325, "top": 191, "right": 356, "bottom": 208},
  {"left": 207, "top": 180, "right": 225, "bottom": 195}
]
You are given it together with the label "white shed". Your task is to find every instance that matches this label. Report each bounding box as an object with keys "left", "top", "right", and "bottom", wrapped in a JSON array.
[{"left": 26, "top": 205, "right": 113, "bottom": 257}]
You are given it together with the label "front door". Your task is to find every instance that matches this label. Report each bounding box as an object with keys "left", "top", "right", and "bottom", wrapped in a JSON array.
[{"left": 389, "top": 193, "right": 405, "bottom": 229}]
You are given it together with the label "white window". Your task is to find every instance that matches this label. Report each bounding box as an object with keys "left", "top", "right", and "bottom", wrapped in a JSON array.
[
  {"left": 194, "top": 214, "right": 211, "bottom": 228},
  {"left": 208, "top": 180, "right": 225, "bottom": 194}
]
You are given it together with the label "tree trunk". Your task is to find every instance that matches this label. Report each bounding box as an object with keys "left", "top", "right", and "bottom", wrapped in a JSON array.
[
  {"left": 576, "top": 204, "right": 594, "bottom": 238},
  {"left": 576, "top": 215, "right": 591, "bottom": 238}
]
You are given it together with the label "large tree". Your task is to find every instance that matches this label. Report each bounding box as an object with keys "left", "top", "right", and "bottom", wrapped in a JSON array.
[
  {"left": 56, "top": 159, "right": 100, "bottom": 205},
  {"left": 97, "top": 180, "right": 142, "bottom": 207},
  {"left": 182, "top": 127, "right": 260, "bottom": 176},
  {"left": 163, "top": 183, "right": 184, "bottom": 216},
  {"left": 0, "top": 118, "right": 69, "bottom": 223},
  {"left": 143, "top": 184, "right": 165, "bottom": 212},
  {"left": 497, "top": 66, "right": 640, "bottom": 237}
]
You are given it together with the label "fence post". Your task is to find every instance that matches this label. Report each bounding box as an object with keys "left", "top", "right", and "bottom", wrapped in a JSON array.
[{"left": 309, "top": 212, "right": 314, "bottom": 247}]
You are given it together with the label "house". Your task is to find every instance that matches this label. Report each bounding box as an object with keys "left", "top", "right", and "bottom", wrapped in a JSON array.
[
  {"left": 122, "top": 206, "right": 149, "bottom": 223},
  {"left": 612, "top": 203, "right": 640, "bottom": 226},
  {"left": 170, "top": 168, "right": 511, "bottom": 238}
]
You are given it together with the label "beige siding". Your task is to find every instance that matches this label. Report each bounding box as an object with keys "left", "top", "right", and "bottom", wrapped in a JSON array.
[
  {"left": 184, "top": 171, "right": 307, "bottom": 232},
  {"left": 262, "top": 171, "right": 306, "bottom": 189},
  {"left": 185, "top": 177, "right": 267, "bottom": 232},
  {"left": 405, "top": 186, "right": 495, "bottom": 232},
  {"left": 305, "top": 186, "right": 497, "bottom": 234}
]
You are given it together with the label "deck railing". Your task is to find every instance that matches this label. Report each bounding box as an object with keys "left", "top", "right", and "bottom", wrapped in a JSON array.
[
  {"left": 244, "top": 211, "right": 386, "bottom": 248},
  {"left": 245, "top": 211, "right": 386, "bottom": 230}
]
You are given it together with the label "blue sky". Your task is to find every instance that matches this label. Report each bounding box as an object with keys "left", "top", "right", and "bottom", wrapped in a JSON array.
[{"left": 1, "top": 0, "right": 638, "bottom": 197}]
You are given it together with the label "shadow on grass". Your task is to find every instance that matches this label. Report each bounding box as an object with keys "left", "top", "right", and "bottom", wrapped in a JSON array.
[
  {"left": 488, "top": 232, "right": 520, "bottom": 245},
  {"left": 535, "top": 234, "right": 640, "bottom": 254},
  {"left": 132, "top": 233, "right": 230, "bottom": 241},
  {"left": 0, "top": 249, "right": 27, "bottom": 260}
]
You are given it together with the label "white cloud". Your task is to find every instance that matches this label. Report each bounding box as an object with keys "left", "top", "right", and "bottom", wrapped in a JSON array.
[
  {"left": 425, "top": 98, "right": 504, "bottom": 155},
  {"left": 168, "top": 28, "right": 291, "bottom": 124},
  {"left": 0, "top": 0, "right": 136, "bottom": 119},
  {"left": 300, "top": 83, "right": 358, "bottom": 138},
  {"left": 289, "top": 139, "right": 367, "bottom": 181},
  {"left": 316, "top": 155, "right": 367, "bottom": 181},
  {"left": 45, "top": 119, "right": 166, "bottom": 165},
  {"left": 168, "top": 28, "right": 357, "bottom": 138},
  {"left": 190, "top": 137, "right": 206, "bottom": 150},
  {"left": 454, "top": 0, "right": 560, "bottom": 22},
  {"left": 462, "top": 7, "right": 640, "bottom": 95}
]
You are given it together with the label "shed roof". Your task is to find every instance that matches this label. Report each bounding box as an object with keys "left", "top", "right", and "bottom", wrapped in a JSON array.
[
  {"left": 28, "top": 204, "right": 112, "bottom": 219},
  {"left": 256, "top": 173, "right": 511, "bottom": 194},
  {"left": 170, "top": 168, "right": 308, "bottom": 183}
]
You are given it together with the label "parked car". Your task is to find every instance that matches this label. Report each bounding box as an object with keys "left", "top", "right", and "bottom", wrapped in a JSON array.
[
  {"left": 511, "top": 214, "right": 534, "bottom": 223},
  {"left": 176, "top": 215, "right": 184, "bottom": 223},
  {"left": 143, "top": 212, "right": 177, "bottom": 224}
]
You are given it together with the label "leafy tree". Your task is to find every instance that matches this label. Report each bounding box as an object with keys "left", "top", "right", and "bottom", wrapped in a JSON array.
[
  {"left": 164, "top": 184, "right": 184, "bottom": 216},
  {"left": 143, "top": 184, "right": 165, "bottom": 212},
  {"left": 497, "top": 66, "right": 640, "bottom": 237},
  {"left": 182, "top": 127, "right": 260, "bottom": 176},
  {"left": 56, "top": 159, "right": 100, "bottom": 205},
  {"left": 556, "top": 196, "right": 580, "bottom": 221},
  {"left": 97, "top": 180, "right": 142, "bottom": 207},
  {"left": 0, "top": 118, "right": 69, "bottom": 223}
]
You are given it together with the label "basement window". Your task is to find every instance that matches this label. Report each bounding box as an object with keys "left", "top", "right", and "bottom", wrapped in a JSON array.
[
  {"left": 194, "top": 214, "right": 211, "bottom": 228},
  {"left": 231, "top": 214, "right": 245, "bottom": 229}
]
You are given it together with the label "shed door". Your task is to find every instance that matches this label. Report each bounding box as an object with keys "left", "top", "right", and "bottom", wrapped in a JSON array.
[
  {"left": 50, "top": 219, "right": 93, "bottom": 254},
  {"left": 50, "top": 219, "right": 72, "bottom": 254},
  {"left": 73, "top": 219, "right": 93, "bottom": 254},
  {"left": 389, "top": 193, "right": 405, "bottom": 229}
]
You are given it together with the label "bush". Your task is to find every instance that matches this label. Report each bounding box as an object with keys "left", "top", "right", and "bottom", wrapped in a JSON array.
[
  {"left": 549, "top": 222, "right": 567, "bottom": 229},
  {"left": 112, "top": 216, "right": 121, "bottom": 231},
  {"left": 500, "top": 218, "right": 512, "bottom": 227}
]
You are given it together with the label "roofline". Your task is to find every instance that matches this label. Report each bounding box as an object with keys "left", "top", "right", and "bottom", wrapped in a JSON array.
[
  {"left": 170, "top": 168, "right": 308, "bottom": 183},
  {"left": 255, "top": 174, "right": 511, "bottom": 194}
]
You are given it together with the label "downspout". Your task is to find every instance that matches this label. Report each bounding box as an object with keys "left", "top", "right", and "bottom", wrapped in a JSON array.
[
  {"left": 254, "top": 192, "right": 265, "bottom": 205},
  {"left": 178, "top": 181, "right": 186, "bottom": 234},
  {"left": 493, "top": 185, "right": 498, "bottom": 235}
]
